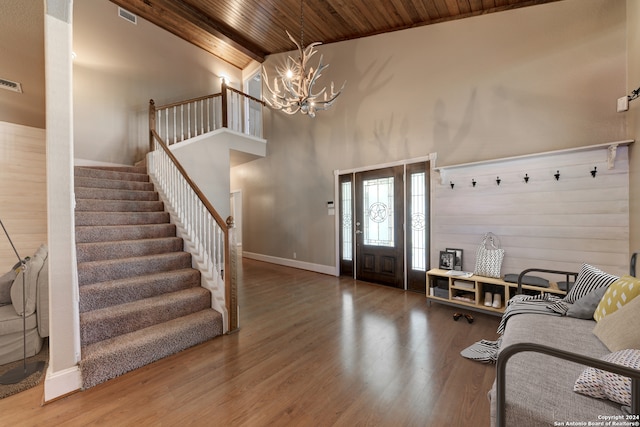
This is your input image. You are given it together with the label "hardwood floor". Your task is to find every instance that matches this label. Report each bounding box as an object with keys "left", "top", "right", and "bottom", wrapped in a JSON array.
[{"left": 0, "top": 258, "right": 500, "bottom": 426}]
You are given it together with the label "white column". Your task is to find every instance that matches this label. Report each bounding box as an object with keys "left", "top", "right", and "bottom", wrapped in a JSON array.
[{"left": 43, "top": 0, "right": 82, "bottom": 401}]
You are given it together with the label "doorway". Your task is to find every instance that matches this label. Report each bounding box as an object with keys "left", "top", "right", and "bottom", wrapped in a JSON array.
[{"left": 338, "top": 161, "right": 429, "bottom": 292}]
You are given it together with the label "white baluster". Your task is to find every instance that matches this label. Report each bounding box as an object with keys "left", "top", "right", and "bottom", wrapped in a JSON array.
[
  {"left": 200, "top": 99, "right": 204, "bottom": 135},
  {"left": 172, "top": 106, "right": 176, "bottom": 145}
]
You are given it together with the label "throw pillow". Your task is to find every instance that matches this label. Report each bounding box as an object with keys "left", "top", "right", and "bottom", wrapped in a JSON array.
[
  {"left": 566, "top": 286, "right": 609, "bottom": 319},
  {"left": 564, "top": 264, "right": 618, "bottom": 304},
  {"left": 0, "top": 267, "right": 17, "bottom": 305},
  {"left": 11, "top": 244, "right": 47, "bottom": 316},
  {"left": 593, "top": 294, "right": 640, "bottom": 352},
  {"left": 574, "top": 349, "right": 640, "bottom": 406},
  {"left": 593, "top": 275, "right": 640, "bottom": 322}
]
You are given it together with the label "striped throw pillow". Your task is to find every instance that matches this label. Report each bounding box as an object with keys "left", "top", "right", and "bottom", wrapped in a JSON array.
[{"left": 564, "top": 264, "right": 618, "bottom": 304}]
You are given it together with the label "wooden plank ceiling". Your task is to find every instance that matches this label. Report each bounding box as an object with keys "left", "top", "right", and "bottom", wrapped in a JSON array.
[{"left": 109, "top": 0, "right": 562, "bottom": 69}]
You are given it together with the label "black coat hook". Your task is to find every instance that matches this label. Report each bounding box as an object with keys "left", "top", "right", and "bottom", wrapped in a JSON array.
[
  {"left": 554, "top": 170, "right": 560, "bottom": 181},
  {"left": 450, "top": 181, "right": 455, "bottom": 189},
  {"left": 591, "top": 167, "right": 597, "bottom": 178},
  {"left": 524, "top": 174, "right": 530, "bottom": 183},
  {"left": 496, "top": 176, "right": 501, "bottom": 186},
  {"left": 472, "top": 179, "right": 477, "bottom": 187}
]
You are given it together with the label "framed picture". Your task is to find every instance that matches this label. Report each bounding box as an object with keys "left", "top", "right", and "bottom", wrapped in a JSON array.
[
  {"left": 446, "top": 248, "right": 463, "bottom": 271},
  {"left": 439, "top": 251, "right": 454, "bottom": 270}
]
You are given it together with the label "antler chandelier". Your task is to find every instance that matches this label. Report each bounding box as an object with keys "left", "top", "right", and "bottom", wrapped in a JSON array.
[{"left": 263, "top": 1, "right": 345, "bottom": 118}]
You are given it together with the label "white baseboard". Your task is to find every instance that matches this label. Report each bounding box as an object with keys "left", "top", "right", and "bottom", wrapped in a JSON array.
[
  {"left": 44, "top": 365, "right": 82, "bottom": 402},
  {"left": 243, "top": 252, "right": 338, "bottom": 276}
]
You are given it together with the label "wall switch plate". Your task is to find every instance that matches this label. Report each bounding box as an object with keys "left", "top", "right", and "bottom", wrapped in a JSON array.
[{"left": 617, "top": 96, "right": 629, "bottom": 112}]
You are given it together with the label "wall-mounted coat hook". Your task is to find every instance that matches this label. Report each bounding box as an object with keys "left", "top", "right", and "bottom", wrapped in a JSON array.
[
  {"left": 496, "top": 176, "right": 501, "bottom": 186},
  {"left": 524, "top": 174, "right": 530, "bottom": 183},
  {"left": 450, "top": 181, "right": 455, "bottom": 189},
  {"left": 472, "top": 179, "right": 477, "bottom": 187},
  {"left": 591, "top": 167, "right": 597, "bottom": 178},
  {"left": 554, "top": 170, "right": 560, "bottom": 181}
]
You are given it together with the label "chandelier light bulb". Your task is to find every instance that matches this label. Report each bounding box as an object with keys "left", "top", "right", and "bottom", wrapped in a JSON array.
[{"left": 263, "top": 30, "right": 345, "bottom": 117}]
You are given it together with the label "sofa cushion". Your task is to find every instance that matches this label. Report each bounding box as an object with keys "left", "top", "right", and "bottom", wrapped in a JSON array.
[
  {"left": 566, "top": 286, "right": 609, "bottom": 320},
  {"left": 489, "top": 314, "right": 621, "bottom": 426},
  {"left": 593, "top": 275, "right": 640, "bottom": 322},
  {"left": 0, "top": 267, "right": 16, "bottom": 305},
  {"left": 0, "top": 305, "right": 38, "bottom": 335},
  {"left": 11, "top": 244, "right": 47, "bottom": 316},
  {"left": 564, "top": 264, "right": 618, "bottom": 304},
  {"left": 592, "top": 293, "right": 640, "bottom": 352},
  {"left": 574, "top": 349, "right": 640, "bottom": 407}
]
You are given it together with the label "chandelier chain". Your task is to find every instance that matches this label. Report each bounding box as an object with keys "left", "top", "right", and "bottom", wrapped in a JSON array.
[{"left": 300, "top": 0, "right": 304, "bottom": 48}]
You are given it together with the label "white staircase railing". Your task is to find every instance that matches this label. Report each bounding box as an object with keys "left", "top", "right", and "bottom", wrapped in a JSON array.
[
  {"left": 147, "top": 129, "right": 238, "bottom": 333},
  {"left": 150, "top": 83, "right": 264, "bottom": 146}
]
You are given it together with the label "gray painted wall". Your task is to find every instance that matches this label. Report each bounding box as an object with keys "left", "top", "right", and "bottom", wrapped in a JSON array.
[
  {"left": 232, "top": 0, "right": 628, "bottom": 269},
  {"left": 72, "top": 0, "right": 242, "bottom": 165}
]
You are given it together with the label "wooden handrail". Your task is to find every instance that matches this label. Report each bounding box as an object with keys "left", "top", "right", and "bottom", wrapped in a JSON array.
[
  {"left": 155, "top": 93, "right": 222, "bottom": 111},
  {"left": 224, "top": 83, "right": 266, "bottom": 106},
  {"left": 150, "top": 129, "right": 228, "bottom": 230},
  {"left": 149, "top": 128, "right": 236, "bottom": 331},
  {"left": 154, "top": 85, "right": 264, "bottom": 111}
]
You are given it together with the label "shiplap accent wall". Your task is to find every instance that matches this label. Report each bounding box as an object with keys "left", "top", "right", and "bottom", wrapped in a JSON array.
[
  {"left": 431, "top": 142, "right": 632, "bottom": 278},
  {"left": 0, "top": 121, "right": 47, "bottom": 272}
]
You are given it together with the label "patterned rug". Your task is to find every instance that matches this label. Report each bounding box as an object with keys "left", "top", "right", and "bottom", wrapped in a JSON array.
[{"left": 0, "top": 340, "right": 48, "bottom": 399}]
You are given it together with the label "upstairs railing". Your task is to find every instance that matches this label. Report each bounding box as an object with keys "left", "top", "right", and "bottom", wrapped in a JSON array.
[
  {"left": 149, "top": 82, "right": 265, "bottom": 147},
  {"left": 146, "top": 129, "right": 238, "bottom": 333}
]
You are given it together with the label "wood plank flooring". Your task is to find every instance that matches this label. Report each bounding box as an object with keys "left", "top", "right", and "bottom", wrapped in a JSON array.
[{"left": 0, "top": 258, "right": 501, "bottom": 426}]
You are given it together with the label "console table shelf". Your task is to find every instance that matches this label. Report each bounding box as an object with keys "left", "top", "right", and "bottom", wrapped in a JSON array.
[{"left": 426, "top": 269, "right": 566, "bottom": 316}]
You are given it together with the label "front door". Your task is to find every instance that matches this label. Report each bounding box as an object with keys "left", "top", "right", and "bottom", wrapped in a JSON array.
[
  {"left": 339, "top": 161, "right": 429, "bottom": 292},
  {"left": 354, "top": 166, "right": 404, "bottom": 288}
]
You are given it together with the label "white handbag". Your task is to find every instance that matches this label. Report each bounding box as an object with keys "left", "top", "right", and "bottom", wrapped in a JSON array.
[{"left": 474, "top": 232, "right": 505, "bottom": 279}]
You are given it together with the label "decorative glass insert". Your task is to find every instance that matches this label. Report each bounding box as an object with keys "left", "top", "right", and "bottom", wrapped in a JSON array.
[
  {"left": 341, "top": 180, "right": 353, "bottom": 261},
  {"left": 411, "top": 172, "right": 426, "bottom": 271},
  {"left": 363, "top": 177, "right": 394, "bottom": 247}
]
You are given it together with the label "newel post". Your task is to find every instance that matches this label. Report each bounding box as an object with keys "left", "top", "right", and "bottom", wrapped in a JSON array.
[
  {"left": 226, "top": 215, "right": 238, "bottom": 332},
  {"left": 221, "top": 82, "right": 228, "bottom": 129},
  {"left": 148, "top": 99, "right": 156, "bottom": 153}
]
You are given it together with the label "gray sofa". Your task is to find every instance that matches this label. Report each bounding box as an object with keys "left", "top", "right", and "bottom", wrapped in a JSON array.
[
  {"left": 0, "top": 244, "right": 49, "bottom": 365},
  {"left": 488, "top": 263, "right": 640, "bottom": 426}
]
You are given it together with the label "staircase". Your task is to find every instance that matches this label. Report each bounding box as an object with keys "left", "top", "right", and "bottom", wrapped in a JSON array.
[{"left": 74, "top": 166, "right": 223, "bottom": 389}]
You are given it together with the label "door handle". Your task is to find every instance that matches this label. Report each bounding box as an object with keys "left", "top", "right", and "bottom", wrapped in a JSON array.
[{"left": 355, "top": 230, "right": 363, "bottom": 234}]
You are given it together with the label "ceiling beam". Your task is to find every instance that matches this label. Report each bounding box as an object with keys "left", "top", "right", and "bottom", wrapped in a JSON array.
[{"left": 109, "top": 0, "right": 267, "bottom": 67}]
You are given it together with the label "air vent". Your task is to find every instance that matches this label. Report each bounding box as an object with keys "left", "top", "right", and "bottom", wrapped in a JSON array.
[
  {"left": 0, "top": 78, "right": 22, "bottom": 93},
  {"left": 118, "top": 7, "right": 137, "bottom": 25}
]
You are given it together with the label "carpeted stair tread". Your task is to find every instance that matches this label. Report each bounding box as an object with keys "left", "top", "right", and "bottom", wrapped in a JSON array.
[
  {"left": 79, "top": 268, "right": 201, "bottom": 312},
  {"left": 86, "top": 166, "right": 147, "bottom": 174},
  {"left": 75, "top": 186, "right": 159, "bottom": 202},
  {"left": 80, "top": 287, "right": 212, "bottom": 346},
  {"left": 76, "top": 223, "right": 176, "bottom": 243},
  {"left": 76, "top": 237, "right": 184, "bottom": 263},
  {"left": 75, "top": 198, "right": 164, "bottom": 213},
  {"left": 78, "top": 252, "right": 193, "bottom": 286},
  {"left": 79, "top": 309, "right": 223, "bottom": 389},
  {"left": 75, "top": 211, "right": 170, "bottom": 226},
  {"left": 74, "top": 167, "right": 150, "bottom": 182},
  {"left": 74, "top": 176, "right": 154, "bottom": 192}
]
